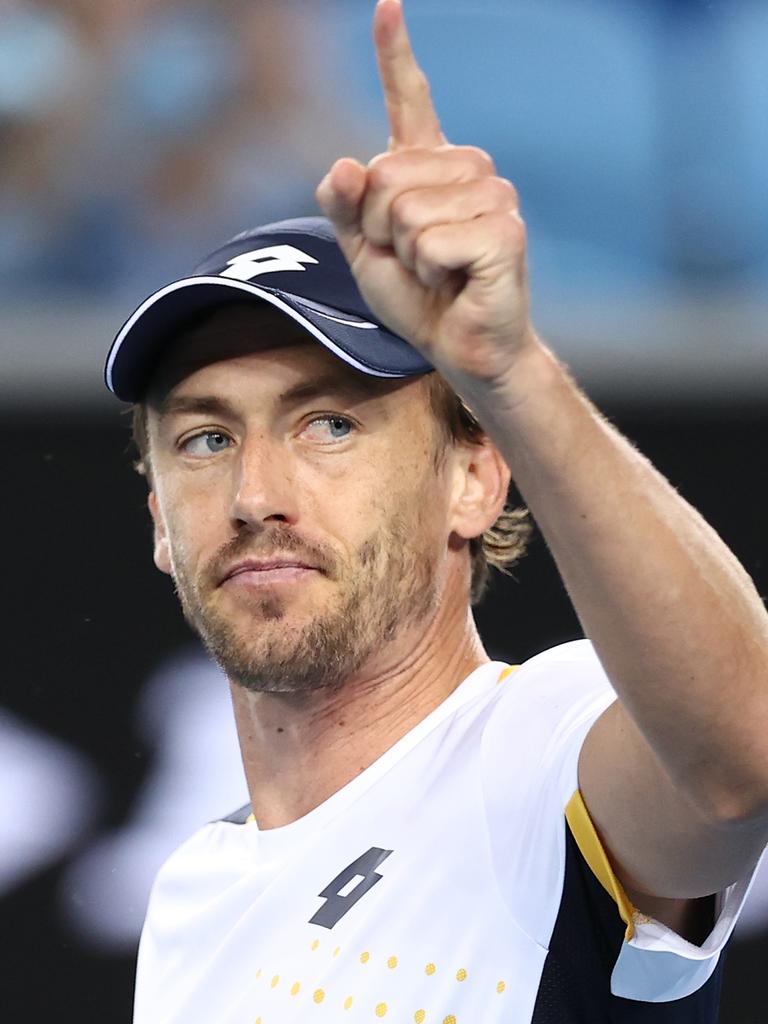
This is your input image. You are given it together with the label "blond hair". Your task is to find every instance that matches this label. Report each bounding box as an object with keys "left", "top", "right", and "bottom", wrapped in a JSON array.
[{"left": 423, "top": 374, "right": 531, "bottom": 603}]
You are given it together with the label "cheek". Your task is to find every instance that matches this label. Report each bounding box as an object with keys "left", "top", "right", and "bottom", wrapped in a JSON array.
[
  {"left": 156, "top": 490, "right": 224, "bottom": 577},
  {"left": 372, "top": 457, "right": 451, "bottom": 547}
]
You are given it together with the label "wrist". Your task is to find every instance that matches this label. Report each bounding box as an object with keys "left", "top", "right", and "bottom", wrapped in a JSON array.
[{"left": 446, "top": 331, "right": 563, "bottom": 423}]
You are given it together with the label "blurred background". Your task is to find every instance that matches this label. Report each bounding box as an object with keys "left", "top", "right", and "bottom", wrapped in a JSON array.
[{"left": 2, "top": 0, "right": 766, "bottom": 1019}]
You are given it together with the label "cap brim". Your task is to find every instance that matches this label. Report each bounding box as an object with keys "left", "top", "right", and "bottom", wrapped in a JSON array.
[{"left": 105, "top": 277, "right": 432, "bottom": 402}]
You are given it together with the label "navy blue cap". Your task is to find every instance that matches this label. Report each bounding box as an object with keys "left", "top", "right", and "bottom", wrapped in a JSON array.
[{"left": 105, "top": 216, "right": 433, "bottom": 402}]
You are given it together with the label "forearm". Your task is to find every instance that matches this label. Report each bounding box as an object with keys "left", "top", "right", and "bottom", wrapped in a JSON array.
[{"left": 456, "top": 339, "right": 768, "bottom": 821}]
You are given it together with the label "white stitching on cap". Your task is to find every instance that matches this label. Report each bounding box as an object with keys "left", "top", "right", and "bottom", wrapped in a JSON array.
[{"left": 105, "top": 277, "right": 404, "bottom": 394}]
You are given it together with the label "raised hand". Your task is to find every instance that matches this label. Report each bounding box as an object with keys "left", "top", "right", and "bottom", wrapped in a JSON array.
[{"left": 316, "top": 0, "right": 538, "bottom": 389}]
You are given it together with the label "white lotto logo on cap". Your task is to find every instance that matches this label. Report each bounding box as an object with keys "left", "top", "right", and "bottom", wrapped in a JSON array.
[{"left": 219, "top": 245, "right": 319, "bottom": 281}]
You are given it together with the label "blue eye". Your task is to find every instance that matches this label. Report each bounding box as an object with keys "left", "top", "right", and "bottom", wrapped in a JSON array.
[
  {"left": 326, "top": 417, "right": 352, "bottom": 438},
  {"left": 182, "top": 431, "right": 232, "bottom": 456},
  {"left": 304, "top": 415, "right": 354, "bottom": 443}
]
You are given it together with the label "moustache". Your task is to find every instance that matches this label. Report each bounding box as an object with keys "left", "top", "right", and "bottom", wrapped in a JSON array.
[{"left": 203, "top": 525, "right": 341, "bottom": 587}]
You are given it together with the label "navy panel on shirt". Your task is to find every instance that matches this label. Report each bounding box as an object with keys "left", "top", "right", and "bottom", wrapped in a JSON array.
[{"left": 531, "top": 827, "right": 725, "bottom": 1023}]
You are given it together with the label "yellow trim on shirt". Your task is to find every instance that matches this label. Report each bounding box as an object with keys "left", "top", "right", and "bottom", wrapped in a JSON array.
[
  {"left": 565, "top": 789, "right": 637, "bottom": 941},
  {"left": 497, "top": 665, "right": 519, "bottom": 684}
]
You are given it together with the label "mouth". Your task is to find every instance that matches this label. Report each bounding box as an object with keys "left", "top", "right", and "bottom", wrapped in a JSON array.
[{"left": 220, "top": 558, "right": 320, "bottom": 588}]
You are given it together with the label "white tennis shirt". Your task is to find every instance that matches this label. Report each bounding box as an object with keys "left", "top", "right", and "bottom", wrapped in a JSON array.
[{"left": 134, "top": 641, "right": 757, "bottom": 1023}]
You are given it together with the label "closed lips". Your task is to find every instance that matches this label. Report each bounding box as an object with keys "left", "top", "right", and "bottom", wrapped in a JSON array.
[{"left": 222, "top": 559, "right": 317, "bottom": 582}]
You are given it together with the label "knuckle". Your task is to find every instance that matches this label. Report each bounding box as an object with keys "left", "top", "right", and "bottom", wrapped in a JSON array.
[
  {"left": 367, "top": 155, "right": 396, "bottom": 191},
  {"left": 476, "top": 210, "right": 527, "bottom": 256},
  {"left": 500, "top": 210, "right": 527, "bottom": 249},
  {"left": 390, "top": 190, "right": 419, "bottom": 229},
  {"left": 367, "top": 150, "right": 421, "bottom": 190},
  {"left": 459, "top": 145, "right": 496, "bottom": 175},
  {"left": 361, "top": 205, "right": 390, "bottom": 247},
  {"left": 491, "top": 176, "right": 519, "bottom": 206},
  {"left": 415, "top": 225, "right": 441, "bottom": 265},
  {"left": 511, "top": 208, "right": 527, "bottom": 236}
]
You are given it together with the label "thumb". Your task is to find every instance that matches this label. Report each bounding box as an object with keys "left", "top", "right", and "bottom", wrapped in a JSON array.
[{"left": 316, "top": 157, "right": 368, "bottom": 264}]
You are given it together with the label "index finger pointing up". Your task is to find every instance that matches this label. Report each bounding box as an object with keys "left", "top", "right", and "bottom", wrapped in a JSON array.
[{"left": 374, "top": 0, "right": 445, "bottom": 150}]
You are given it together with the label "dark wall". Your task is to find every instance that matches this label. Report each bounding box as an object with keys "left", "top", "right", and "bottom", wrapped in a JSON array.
[{"left": 3, "top": 399, "right": 767, "bottom": 1022}]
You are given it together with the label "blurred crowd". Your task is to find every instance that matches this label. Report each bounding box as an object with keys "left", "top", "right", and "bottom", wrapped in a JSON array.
[
  {"left": 1, "top": 0, "right": 766, "bottom": 303},
  {"left": 0, "top": 0, "right": 376, "bottom": 297}
]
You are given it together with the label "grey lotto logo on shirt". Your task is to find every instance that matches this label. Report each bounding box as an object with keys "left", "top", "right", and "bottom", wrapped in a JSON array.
[{"left": 309, "top": 848, "right": 393, "bottom": 929}]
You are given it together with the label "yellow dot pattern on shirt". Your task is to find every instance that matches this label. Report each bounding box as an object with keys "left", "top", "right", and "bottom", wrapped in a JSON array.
[
  {"left": 253, "top": 957, "right": 499, "bottom": 1017},
  {"left": 311, "top": 939, "right": 320, "bottom": 951}
]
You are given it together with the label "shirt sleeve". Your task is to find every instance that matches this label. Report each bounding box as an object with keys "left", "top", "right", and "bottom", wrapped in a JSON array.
[
  {"left": 479, "top": 639, "right": 617, "bottom": 947},
  {"left": 566, "top": 784, "right": 765, "bottom": 1002},
  {"left": 479, "top": 638, "right": 765, "bottom": 1005}
]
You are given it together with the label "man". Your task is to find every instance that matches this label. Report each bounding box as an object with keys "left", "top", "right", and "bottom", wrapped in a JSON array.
[{"left": 105, "top": 2, "right": 768, "bottom": 1021}]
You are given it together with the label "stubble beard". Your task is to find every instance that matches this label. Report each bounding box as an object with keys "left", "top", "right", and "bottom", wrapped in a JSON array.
[{"left": 170, "top": 517, "right": 439, "bottom": 697}]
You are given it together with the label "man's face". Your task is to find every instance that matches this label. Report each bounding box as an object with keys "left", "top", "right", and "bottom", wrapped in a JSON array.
[{"left": 145, "top": 303, "right": 459, "bottom": 696}]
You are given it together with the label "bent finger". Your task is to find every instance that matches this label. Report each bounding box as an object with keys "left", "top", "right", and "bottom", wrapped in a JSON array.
[
  {"left": 413, "top": 212, "right": 528, "bottom": 290},
  {"left": 361, "top": 146, "right": 495, "bottom": 248},
  {"left": 390, "top": 177, "right": 519, "bottom": 269}
]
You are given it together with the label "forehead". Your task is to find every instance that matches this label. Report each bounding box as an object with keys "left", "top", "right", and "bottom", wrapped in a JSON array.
[{"left": 146, "top": 300, "right": 420, "bottom": 408}]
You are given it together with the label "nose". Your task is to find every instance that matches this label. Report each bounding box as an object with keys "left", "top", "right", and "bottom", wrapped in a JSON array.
[{"left": 229, "top": 433, "right": 298, "bottom": 529}]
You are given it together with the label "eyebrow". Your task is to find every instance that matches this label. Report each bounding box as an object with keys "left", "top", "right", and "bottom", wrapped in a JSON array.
[
  {"left": 158, "top": 374, "right": 383, "bottom": 420},
  {"left": 277, "top": 373, "right": 383, "bottom": 406},
  {"left": 159, "top": 395, "right": 239, "bottom": 419}
]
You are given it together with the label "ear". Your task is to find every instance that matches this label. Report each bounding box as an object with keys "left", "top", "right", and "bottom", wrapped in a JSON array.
[
  {"left": 448, "top": 439, "right": 511, "bottom": 542},
  {"left": 148, "top": 491, "right": 172, "bottom": 576}
]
